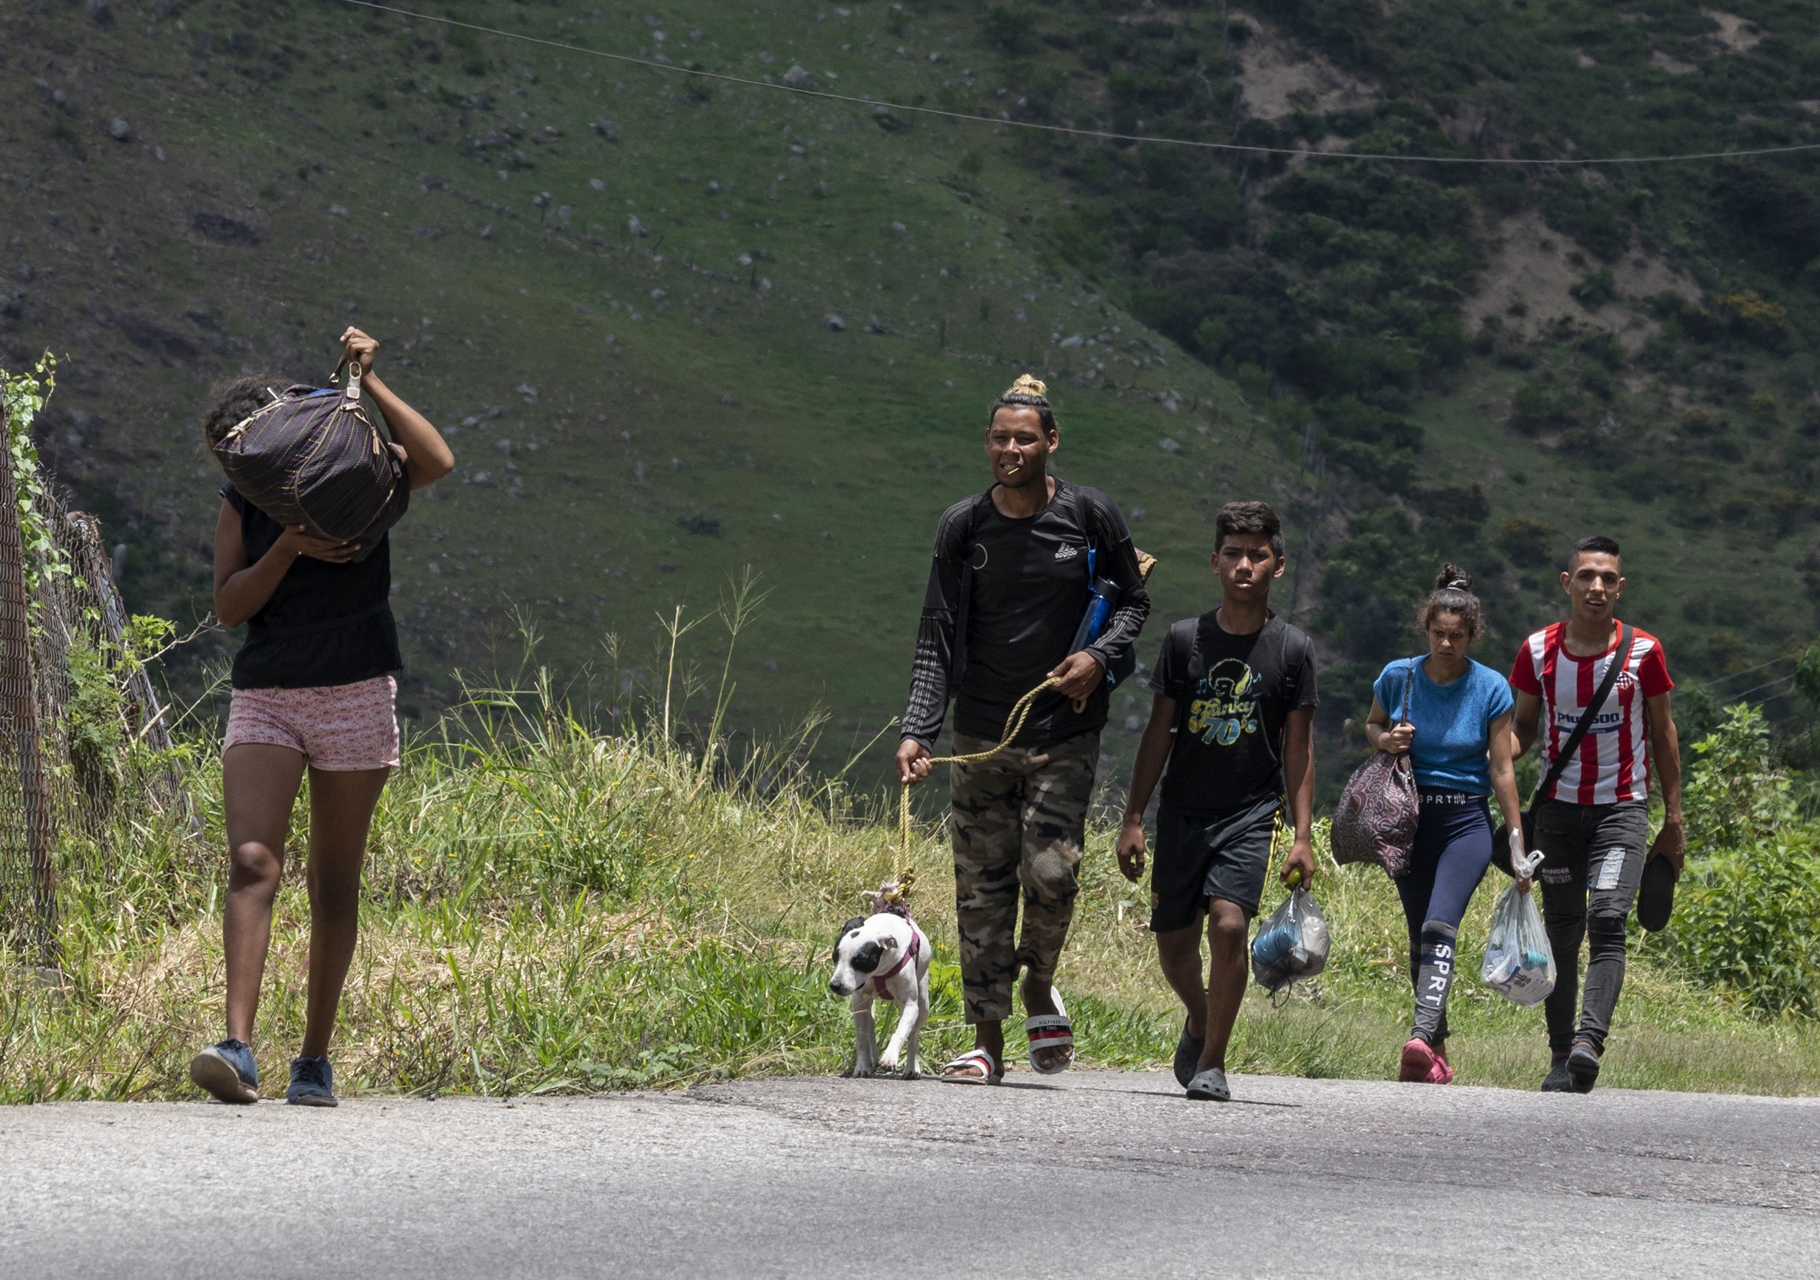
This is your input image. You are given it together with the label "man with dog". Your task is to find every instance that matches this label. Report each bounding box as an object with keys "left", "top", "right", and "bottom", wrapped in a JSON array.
[
  {"left": 1116, "top": 501, "right": 1318, "bottom": 1102},
  {"left": 896, "top": 375, "right": 1151, "bottom": 1083},
  {"left": 1509, "top": 534, "right": 1683, "bottom": 1093}
]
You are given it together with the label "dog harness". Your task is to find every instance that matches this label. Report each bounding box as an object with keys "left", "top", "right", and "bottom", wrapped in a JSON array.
[{"left": 872, "top": 931, "right": 920, "bottom": 1001}]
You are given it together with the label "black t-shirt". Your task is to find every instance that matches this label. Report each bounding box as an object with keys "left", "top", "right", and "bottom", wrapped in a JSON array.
[
  {"left": 221, "top": 482, "right": 401, "bottom": 690},
  {"left": 1150, "top": 611, "right": 1318, "bottom": 815},
  {"left": 901, "top": 480, "right": 1150, "bottom": 748}
]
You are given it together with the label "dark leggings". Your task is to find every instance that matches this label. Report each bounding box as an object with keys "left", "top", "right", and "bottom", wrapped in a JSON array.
[{"left": 1394, "top": 791, "right": 1494, "bottom": 1045}]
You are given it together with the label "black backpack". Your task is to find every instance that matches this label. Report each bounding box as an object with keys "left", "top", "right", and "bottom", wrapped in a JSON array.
[{"left": 211, "top": 362, "right": 408, "bottom": 562}]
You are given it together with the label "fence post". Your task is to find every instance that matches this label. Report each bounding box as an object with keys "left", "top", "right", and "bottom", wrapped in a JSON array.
[{"left": 0, "top": 404, "right": 58, "bottom": 966}]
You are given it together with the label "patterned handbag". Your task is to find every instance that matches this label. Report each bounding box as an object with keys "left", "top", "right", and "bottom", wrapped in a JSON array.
[
  {"left": 211, "top": 360, "right": 408, "bottom": 562},
  {"left": 1331, "top": 659, "right": 1421, "bottom": 876}
]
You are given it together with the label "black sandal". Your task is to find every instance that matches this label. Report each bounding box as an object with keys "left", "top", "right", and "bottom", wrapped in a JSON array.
[{"left": 1174, "top": 1018, "right": 1205, "bottom": 1088}]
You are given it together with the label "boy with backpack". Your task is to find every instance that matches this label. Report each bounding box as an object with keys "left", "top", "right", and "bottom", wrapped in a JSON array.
[
  {"left": 1116, "top": 501, "right": 1318, "bottom": 1101},
  {"left": 1508, "top": 535, "right": 1682, "bottom": 1093}
]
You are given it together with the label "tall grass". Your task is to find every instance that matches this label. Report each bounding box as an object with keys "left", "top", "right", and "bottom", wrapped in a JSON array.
[{"left": 4, "top": 611, "right": 1819, "bottom": 1100}]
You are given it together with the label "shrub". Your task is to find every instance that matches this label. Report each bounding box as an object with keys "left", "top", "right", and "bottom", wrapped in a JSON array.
[
  {"left": 1509, "top": 382, "right": 1551, "bottom": 434},
  {"left": 1667, "top": 705, "right": 1820, "bottom": 1017},
  {"left": 1683, "top": 704, "right": 1793, "bottom": 855},
  {"left": 1712, "top": 292, "right": 1790, "bottom": 349},
  {"left": 1413, "top": 483, "right": 1489, "bottom": 542},
  {"left": 1670, "top": 831, "right": 1820, "bottom": 1018},
  {"left": 1680, "top": 406, "right": 1720, "bottom": 436},
  {"left": 1569, "top": 266, "right": 1615, "bottom": 308},
  {"left": 1495, "top": 516, "right": 1557, "bottom": 567},
  {"left": 1769, "top": 489, "right": 1813, "bottom": 537}
]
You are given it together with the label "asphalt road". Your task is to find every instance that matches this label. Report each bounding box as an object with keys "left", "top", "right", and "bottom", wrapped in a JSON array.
[{"left": 3, "top": 1071, "right": 1816, "bottom": 1278}]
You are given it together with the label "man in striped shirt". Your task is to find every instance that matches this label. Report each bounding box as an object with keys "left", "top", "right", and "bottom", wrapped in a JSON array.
[{"left": 1509, "top": 535, "right": 1683, "bottom": 1094}]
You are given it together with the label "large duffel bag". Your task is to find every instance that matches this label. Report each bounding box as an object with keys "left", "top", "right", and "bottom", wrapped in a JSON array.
[{"left": 211, "top": 362, "right": 408, "bottom": 561}]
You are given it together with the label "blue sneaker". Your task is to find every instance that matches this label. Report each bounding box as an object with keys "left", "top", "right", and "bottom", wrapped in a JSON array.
[
  {"left": 190, "top": 1038, "right": 259, "bottom": 1104},
  {"left": 286, "top": 1056, "right": 338, "bottom": 1107}
]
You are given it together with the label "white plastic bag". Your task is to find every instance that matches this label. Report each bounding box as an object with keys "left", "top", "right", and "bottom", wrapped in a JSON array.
[
  {"left": 1481, "top": 881, "right": 1555, "bottom": 1006},
  {"left": 1250, "top": 887, "right": 1330, "bottom": 993}
]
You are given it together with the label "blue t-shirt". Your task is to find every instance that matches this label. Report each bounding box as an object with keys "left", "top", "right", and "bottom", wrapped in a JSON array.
[{"left": 1372, "top": 657, "right": 1514, "bottom": 795}]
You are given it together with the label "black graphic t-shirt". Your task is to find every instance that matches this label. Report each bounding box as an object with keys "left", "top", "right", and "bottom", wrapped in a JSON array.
[{"left": 1149, "top": 611, "right": 1319, "bottom": 815}]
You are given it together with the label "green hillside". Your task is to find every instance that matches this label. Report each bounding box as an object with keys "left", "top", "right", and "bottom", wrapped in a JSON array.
[{"left": 4, "top": 0, "right": 1818, "bottom": 794}]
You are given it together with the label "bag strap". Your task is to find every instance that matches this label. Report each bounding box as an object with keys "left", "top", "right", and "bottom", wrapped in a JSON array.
[
  {"left": 1532, "top": 623, "right": 1635, "bottom": 806},
  {"left": 1055, "top": 478, "right": 1091, "bottom": 547},
  {"left": 946, "top": 489, "right": 997, "bottom": 696},
  {"left": 1399, "top": 657, "right": 1415, "bottom": 723},
  {"left": 1166, "top": 617, "right": 1200, "bottom": 743},
  {"left": 330, "top": 356, "right": 364, "bottom": 405}
]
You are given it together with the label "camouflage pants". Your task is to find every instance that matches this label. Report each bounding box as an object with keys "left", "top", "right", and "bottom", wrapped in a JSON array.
[{"left": 949, "top": 730, "right": 1100, "bottom": 1024}]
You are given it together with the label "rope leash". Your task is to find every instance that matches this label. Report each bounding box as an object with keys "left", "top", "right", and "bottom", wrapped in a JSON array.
[{"left": 893, "top": 676, "right": 1065, "bottom": 891}]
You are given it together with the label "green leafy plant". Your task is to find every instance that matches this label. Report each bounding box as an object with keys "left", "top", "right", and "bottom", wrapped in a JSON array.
[
  {"left": 1661, "top": 703, "right": 1820, "bottom": 1017},
  {"left": 1, "top": 353, "right": 69, "bottom": 600},
  {"left": 66, "top": 635, "right": 126, "bottom": 813},
  {"left": 1683, "top": 704, "right": 1793, "bottom": 855},
  {"left": 1670, "top": 830, "right": 1820, "bottom": 1018}
]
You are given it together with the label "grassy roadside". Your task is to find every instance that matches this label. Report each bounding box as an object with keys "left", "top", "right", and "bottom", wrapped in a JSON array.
[{"left": 5, "top": 684, "right": 1817, "bottom": 1102}]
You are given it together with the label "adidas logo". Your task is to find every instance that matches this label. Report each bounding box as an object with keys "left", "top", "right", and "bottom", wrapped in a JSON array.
[{"left": 1054, "top": 544, "right": 1080, "bottom": 561}]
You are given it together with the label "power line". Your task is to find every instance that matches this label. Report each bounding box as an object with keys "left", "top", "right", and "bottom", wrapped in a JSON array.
[
  {"left": 1736, "top": 672, "right": 1799, "bottom": 700},
  {"left": 340, "top": 1, "right": 1820, "bottom": 168},
  {"left": 1704, "top": 653, "right": 1798, "bottom": 686}
]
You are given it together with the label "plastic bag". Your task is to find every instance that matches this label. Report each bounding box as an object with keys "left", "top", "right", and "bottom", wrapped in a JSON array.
[
  {"left": 1250, "top": 887, "right": 1330, "bottom": 994},
  {"left": 1481, "top": 883, "right": 1556, "bottom": 1006}
]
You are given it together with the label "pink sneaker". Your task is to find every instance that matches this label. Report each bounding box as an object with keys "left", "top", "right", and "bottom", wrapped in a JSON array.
[{"left": 1400, "top": 1038, "right": 1453, "bottom": 1084}]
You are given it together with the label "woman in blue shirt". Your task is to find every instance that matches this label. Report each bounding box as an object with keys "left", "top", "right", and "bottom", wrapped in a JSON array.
[{"left": 1364, "top": 566, "right": 1525, "bottom": 1084}]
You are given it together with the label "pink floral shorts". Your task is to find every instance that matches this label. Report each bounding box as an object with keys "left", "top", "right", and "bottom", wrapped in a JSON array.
[{"left": 224, "top": 675, "right": 401, "bottom": 771}]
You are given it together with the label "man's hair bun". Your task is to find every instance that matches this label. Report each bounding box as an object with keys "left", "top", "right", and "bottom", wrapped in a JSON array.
[{"left": 987, "top": 372, "right": 1058, "bottom": 436}]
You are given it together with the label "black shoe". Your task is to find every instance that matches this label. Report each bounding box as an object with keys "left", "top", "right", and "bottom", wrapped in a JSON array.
[
  {"left": 1540, "top": 1056, "right": 1575, "bottom": 1092},
  {"left": 1567, "top": 1041, "right": 1601, "bottom": 1093},
  {"left": 1185, "top": 1066, "right": 1230, "bottom": 1101},
  {"left": 1173, "top": 1018, "right": 1205, "bottom": 1089}
]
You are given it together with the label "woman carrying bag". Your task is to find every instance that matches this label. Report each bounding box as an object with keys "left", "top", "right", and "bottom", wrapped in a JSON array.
[
  {"left": 1362, "top": 567, "right": 1526, "bottom": 1084},
  {"left": 187, "top": 328, "right": 454, "bottom": 1107}
]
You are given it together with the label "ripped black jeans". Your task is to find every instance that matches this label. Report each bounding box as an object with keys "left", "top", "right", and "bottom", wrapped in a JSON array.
[{"left": 1533, "top": 797, "right": 1650, "bottom": 1056}]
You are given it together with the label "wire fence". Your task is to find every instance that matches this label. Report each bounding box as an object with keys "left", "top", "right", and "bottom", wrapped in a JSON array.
[{"left": 2, "top": 389, "right": 179, "bottom": 966}]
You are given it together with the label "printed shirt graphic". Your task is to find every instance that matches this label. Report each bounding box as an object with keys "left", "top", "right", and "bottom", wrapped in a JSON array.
[
  {"left": 1509, "top": 621, "right": 1673, "bottom": 805},
  {"left": 1186, "top": 657, "right": 1264, "bottom": 746},
  {"left": 1151, "top": 613, "right": 1318, "bottom": 815}
]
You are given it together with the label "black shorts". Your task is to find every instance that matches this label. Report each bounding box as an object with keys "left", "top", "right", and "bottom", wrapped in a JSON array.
[{"left": 1149, "top": 795, "right": 1280, "bottom": 931}]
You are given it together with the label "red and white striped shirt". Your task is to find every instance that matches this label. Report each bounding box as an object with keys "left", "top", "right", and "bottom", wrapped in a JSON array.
[{"left": 1509, "top": 622, "right": 1673, "bottom": 805}]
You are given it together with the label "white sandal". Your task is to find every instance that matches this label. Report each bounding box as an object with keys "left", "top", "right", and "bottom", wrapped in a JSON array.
[
  {"left": 938, "top": 1047, "right": 1002, "bottom": 1084},
  {"left": 1025, "top": 987, "right": 1074, "bottom": 1076}
]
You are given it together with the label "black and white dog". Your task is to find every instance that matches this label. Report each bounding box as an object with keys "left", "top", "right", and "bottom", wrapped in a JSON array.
[{"left": 828, "top": 897, "right": 931, "bottom": 1080}]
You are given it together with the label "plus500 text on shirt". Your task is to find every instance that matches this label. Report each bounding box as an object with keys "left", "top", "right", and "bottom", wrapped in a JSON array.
[
  {"left": 1509, "top": 621, "right": 1673, "bottom": 805},
  {"left": 1371, "top": 657, "right": 1514, "bottom": 795}
]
